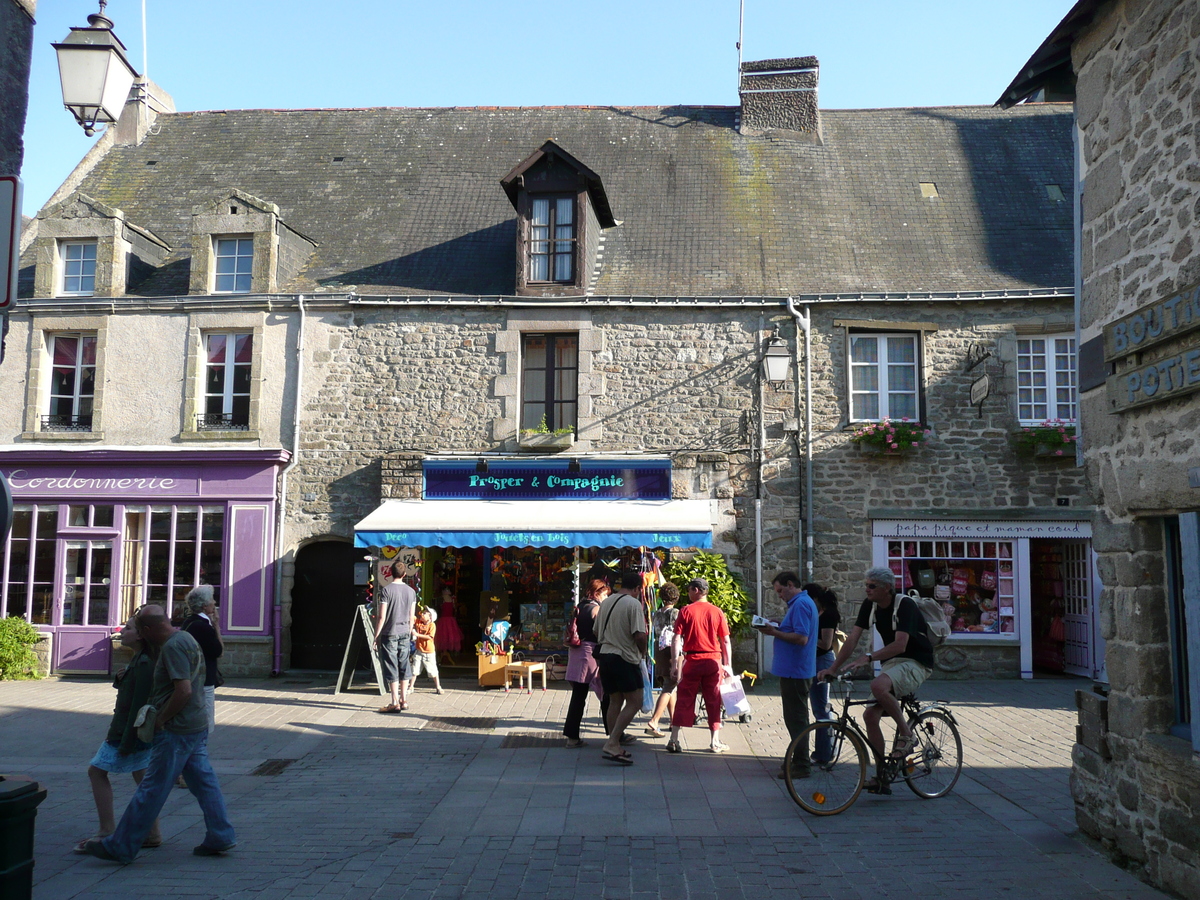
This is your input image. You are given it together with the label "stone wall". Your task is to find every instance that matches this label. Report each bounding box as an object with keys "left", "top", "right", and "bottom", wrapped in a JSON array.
[
  {"left": 0, "top": 0, "right": 35, "bottom": 176},
  {"left": 281, "top": 299, "right": 1086, "bottom": 678},
  {"left": 1070, "top": 1, "right": 1200, "bottom": 895}
]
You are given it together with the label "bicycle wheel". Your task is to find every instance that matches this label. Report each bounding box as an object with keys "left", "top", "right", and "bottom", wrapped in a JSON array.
[
  {"left": 902, "top": 709, "right": 962, "bottom": 799},
  {"left": 784, "top": 721, "right": 868, "bottom": 815}
]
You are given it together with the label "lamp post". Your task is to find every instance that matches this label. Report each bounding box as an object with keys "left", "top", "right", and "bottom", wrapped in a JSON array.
[
  {"left": 761, "top": 329, "right": 791, "bottom": 388},
  {"left": 53, "top": 1, "right": 138, "bottom": 137}
]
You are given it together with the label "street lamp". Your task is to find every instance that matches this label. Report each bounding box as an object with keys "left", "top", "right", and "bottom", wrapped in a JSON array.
[
  {"left": 761, "top": 329, "right": 791, "bottom": 388},
  {"left": 52, "top": 1, "right": 138, "bottom": 137}
]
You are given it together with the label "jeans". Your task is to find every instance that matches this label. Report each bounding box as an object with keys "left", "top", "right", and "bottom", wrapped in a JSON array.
[
  {"left": 780, "top": 676, "right": 813, "bottom": 773},
  {"left": 102, "top": 729, "right": 236, "bottom": 863},
  {"left": 810, "top": 651, "right": 835, "bottom": 762}
]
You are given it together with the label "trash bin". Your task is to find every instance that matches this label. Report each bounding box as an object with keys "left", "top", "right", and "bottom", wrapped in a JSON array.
[{"left": 0, "top": 776, "right": 48, "bottom": 900}]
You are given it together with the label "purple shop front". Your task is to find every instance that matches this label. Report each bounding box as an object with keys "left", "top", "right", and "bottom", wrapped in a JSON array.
[{"left": 0, "top": 449, "right": 287, "bottom": 674}]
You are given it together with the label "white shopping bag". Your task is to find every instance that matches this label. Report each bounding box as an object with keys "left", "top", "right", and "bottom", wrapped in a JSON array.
[{"left": 719, "top": 675, "right": 751, "bottom": 716}]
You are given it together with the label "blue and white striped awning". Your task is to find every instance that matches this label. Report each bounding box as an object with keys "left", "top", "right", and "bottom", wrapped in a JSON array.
[{"left": 353, "top": 499, "right": 714, "bottom": 549}]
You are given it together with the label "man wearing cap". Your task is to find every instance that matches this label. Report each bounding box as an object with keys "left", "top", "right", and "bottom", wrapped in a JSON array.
[
  {"left": 666, "top": 578, "right": 733, "bottom": 753},
  {"left": 373, "top": 560, "right": 417, "bottom": 713}
]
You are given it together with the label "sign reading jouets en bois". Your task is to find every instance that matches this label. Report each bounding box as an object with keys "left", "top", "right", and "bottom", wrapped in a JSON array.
[
  {"left": 0, "top": 176, "right": 20, "bottom": 310},
  {"left": 423, "top": 459, "right": 671, "bottom": 500}
]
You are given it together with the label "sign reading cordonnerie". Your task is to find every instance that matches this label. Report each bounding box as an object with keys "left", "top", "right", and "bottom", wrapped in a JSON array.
[{"left": 424, "top": 459, "right": 671, "bottom": 500}]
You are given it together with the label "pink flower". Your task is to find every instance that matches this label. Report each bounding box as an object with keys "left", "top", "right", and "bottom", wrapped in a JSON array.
[
  {"left": 891, "top": 442, "right": 899, "bottom": 449},
  {"left": 1055, "top": 450, "right": 1064, "bottom": 456}
]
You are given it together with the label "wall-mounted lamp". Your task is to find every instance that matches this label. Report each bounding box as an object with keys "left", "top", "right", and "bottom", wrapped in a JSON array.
[
  {"left": 476, "top": 459, "right": 489, "bottom": 474},
  {"left": 761, "top": 329, "right": 791, "bottom": 389},
  {"left": 52, "top": 1, "right": 139, "bottom": 137}
]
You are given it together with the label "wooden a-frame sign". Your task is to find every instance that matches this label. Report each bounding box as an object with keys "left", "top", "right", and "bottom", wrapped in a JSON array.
[{"left": 335, "top": 604, "right": 386, "bottom": 695}]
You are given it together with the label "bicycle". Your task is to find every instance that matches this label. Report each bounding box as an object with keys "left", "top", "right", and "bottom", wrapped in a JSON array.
[{"left": 783, "top": 673, "right": 963, "bottom": 815}]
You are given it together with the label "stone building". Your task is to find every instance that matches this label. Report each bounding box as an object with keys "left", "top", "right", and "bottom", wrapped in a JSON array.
[
  {"left": 1, "top": 57, "right": 1090, "bottom": 685},
  {"left": 1002, "top": 0, "right": 1200, "bottom": 895}
]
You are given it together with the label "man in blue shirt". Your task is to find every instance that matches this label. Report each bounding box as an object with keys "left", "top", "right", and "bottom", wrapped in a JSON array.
[{"left": 755, "top": 571, "right": 819, "bottom": 779}]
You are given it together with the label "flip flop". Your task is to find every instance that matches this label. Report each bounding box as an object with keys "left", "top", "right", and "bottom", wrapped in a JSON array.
[
  {"left": 602, "top": 750, "right": 634, "bottom": 766},
  {"left": 643, "top": 725, "right": 667, "bottom": 737}
]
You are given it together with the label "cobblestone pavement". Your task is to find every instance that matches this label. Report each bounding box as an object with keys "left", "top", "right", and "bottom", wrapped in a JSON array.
[{"left": 0, "top": 673, "right": 1170, "bottom": 900}]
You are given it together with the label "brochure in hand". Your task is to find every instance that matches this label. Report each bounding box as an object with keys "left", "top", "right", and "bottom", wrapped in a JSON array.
[{"left": 751, "top": 615, "right": 779, "bottom": 628}]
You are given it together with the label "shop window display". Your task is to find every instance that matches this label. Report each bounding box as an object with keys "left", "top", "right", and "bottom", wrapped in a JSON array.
[{"left": 887, "top": 540, "right": 1016, "bottom": 635}]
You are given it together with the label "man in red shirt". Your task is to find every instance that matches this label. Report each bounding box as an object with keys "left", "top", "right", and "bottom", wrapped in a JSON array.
[{"left": 666, "top": 578, "right": 733, "bottom": 753}]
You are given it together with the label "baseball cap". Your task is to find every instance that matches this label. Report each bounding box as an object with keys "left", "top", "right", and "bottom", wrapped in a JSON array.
[{"left": 686, "top": 578, "right": 709, "bottom": 593}]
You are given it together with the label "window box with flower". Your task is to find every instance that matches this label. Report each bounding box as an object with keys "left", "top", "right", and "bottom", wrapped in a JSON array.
[
  {"left": 848, "top": 418, "right": 930, "bottom": 456},
  {"left": 1013, "top": 419, "right": 1076, "bottom": 458}
]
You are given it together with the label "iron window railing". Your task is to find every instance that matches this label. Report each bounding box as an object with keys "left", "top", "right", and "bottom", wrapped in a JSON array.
[
  {"left": 196, "top": 413, "right": 249, "bottom": 431},
  {"left": 41, "top": 414, "right": 93, "bottom": 432}
]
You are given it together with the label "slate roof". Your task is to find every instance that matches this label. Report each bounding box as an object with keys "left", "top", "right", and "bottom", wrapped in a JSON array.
[{"left": 25, "top": 102, "right": 1074, "bottom": 297}]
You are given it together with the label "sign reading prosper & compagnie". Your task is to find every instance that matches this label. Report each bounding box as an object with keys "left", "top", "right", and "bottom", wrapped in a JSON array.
[
  {"left": 423, "top": 459, "right": 671, "bottom": 500},
  {"left": 1104, "top": 279, "right": 1200, "bottom": 412}
]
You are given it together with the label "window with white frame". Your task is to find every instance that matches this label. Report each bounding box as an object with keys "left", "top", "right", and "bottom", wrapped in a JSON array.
[
  {"left": 1, "top": 506, "right": 55, "bottom": 624},
  {"left": 1017, "top": 334, "right": 1077, "bottom": 423},
  {"left": 200, "top": 333, "right": 252, "bottom": 430},
  {"left": 213, "top": 237, "right": 254, "bottom": 293},
  {"left": 849, "top": 333, "right": 919, "bottom": 421},
  {"left": 45, "top": 333, "right": 97, "bottom": 431},
  {"left": 60, "top": 241, "right": 97, "bottom": 296},
  {"left": 121, "top": 505, "right": 225, "bottom": 621},
  {"left": 529, "top": 197, "right": 575, "bottom": 283}
]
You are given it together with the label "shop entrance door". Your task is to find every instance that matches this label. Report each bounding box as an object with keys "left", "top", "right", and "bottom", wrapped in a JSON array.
[
  {"left": 290, "top": 540, "right": 364, "bottom": 670},
  {"left": 54, "top": 539, "right": 115, "bottom": 674},
  {"left": 1062, "top": 539, "right": 1097, "bottom": 678}
]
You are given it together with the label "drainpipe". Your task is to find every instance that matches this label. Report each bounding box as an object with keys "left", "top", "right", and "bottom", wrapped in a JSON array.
[
  {"left": 786, "top": 297, "right": 813, "bottom": 581},
  {"left": 272, "top": 294, "right": 306, "bottom": 676},
  {"left": 755, "top": 316, "right": 765, "bottom": 673}
]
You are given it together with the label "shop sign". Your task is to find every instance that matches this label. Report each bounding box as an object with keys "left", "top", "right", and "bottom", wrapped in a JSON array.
[
  {"left": 423, "top": 459, "right": 671, "bottom": 501},
  {"left": 1103, "top": 280, "right": 1200, "bottom": 361},
  {"left": 1106, "top": 339, "right": 1200, "bottom": 412},
  {"left": 873, "top": 519, "right": 1091, "bottom": 539},
  {"left": 2, "top": 466, "right": 201, "bottom": 497}
]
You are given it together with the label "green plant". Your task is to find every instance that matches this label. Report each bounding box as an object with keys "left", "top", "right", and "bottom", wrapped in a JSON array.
[
  {"left": 0, "top": 616, "right": 43, "bottom": 681},
  {"left": 848, "top": 417, "right": 930, "bottom": 452},
  {"left": 521, "top": 414, "right": 574, "bottom": 437},
  {"left": 663, "top": 551, "right": 754, "bottom": 635},
  {"left": 1014, "top": 418, "right": 1077, "bottom": 456}
]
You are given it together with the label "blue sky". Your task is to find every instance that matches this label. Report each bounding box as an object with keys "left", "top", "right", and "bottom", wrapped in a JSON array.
[{"left": 20, "top": 0, "right": 1074, "bottom": 217}]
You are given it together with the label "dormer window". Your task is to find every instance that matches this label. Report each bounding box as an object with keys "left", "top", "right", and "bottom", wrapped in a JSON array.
[
  {"left": 530, "top": 197, "right": 575, "bottom": 283},
  {"left": 501, "top": 141, "right": 616, "bottom": 297},
  {"left": 60, "top": 242, "right": 97, "bottom": 296},
  {"left": 214, "top": 237, "right": 254, "bottom": 293}
]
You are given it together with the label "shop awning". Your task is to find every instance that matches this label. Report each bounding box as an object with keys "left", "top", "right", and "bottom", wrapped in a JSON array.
[{"left": 353, "top": 499, "right": 714, "bottom": 550}]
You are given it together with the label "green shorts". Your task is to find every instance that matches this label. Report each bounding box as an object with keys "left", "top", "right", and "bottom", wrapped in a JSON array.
[{"left": 881, "top": 657, "right": 932, "bottom": 698}]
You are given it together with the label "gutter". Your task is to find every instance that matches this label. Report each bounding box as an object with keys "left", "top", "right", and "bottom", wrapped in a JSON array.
[
  {"left": 786, "top": 296, "right": 813, "bottom": 582},
  {"left": 271, "top": 294, "right": 306, "bottom": 675}
]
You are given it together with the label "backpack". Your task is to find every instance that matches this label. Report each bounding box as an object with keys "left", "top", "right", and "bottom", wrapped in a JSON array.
[{"left": 870, "top": 590, "right": 950, "bottom": 647}]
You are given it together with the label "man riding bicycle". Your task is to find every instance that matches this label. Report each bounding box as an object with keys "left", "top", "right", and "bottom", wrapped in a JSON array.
[{"left": 816, "top": 566, "right": 934, "bottom": 794}]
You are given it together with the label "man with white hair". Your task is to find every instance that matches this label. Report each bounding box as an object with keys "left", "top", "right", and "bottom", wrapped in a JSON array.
[
  {"left": 817, "top": 566, "right": 934, "bottom": 794},
  {"left": 181, "top": 585, "right": 223, "bottom": 733}
]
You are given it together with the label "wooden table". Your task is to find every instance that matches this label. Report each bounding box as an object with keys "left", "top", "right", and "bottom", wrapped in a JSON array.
[{"left": 504, "top": 661, "right": 547, "bottom": 693}]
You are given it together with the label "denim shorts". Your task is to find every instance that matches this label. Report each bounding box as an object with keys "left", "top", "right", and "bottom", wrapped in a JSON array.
[
  {"left": 90, "top": 739, "right": 151, "bottom": 774},
  {"left": 378, "top": 634, "right": 411, "bottom": 684}
]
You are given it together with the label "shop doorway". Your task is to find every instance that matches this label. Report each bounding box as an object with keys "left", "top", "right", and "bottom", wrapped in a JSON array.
[
  {"left": 1031, "top": 538, "right": 1101, "bottom": 677},
  {"left": 290, "top": 540, "right": 365, "bottom": 670}
]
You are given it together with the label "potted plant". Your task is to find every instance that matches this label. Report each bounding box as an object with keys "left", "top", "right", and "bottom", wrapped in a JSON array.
[
  {"left": 1014, "top": 418, "right": 1076, "bottom": 458},
  {"left": 518, "top": 415, "right": 575, "bottom": 451},
  {"left": 848, "top": 417, "right": 930, "bottom": 456}
]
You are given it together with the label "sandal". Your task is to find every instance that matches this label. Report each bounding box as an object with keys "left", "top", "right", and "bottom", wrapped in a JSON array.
[
  {"left": 666, "top": 740, "right": 682, "bottom": 754},
  {"left": 602, "top": 750, "right": 634, "bottom": 766},
  {"left": 378, "top": 704, "right": 401, "bottom": 714},
  {"left": 865, "top": 776, "right": 893, "bottom": 795},
  {"left": 889, "top": 732, "right": 915, "bottom": 760},
  {"left": 644, "top": 725, "right": 666, "bottom": 738}
]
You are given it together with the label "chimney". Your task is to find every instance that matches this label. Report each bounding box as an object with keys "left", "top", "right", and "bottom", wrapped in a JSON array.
[
  {"left": 113, "top": 76, "right": 175, "bottom": 146},
  {"left": 738, "top": 56, "right": 820, "bottom": 136}
]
